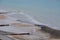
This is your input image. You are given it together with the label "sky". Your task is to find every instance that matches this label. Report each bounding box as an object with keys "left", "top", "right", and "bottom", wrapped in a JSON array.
[{"left": 0, "top": 0, "right": 60, "bottom": 28}]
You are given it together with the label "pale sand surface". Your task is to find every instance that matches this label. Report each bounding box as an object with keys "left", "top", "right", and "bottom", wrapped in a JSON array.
[
  {"left": 11, "top": 23, "right": 35, "bottom": 27},
  {"left": 7, "top": 23, "right": 60, "bottom": 40},
  {"left": 0, "top": 22, "right": 60, "bottom": 40},
  {"left": 0, "top": 15, "right": 60, "bottom": 40},
  {"left": 0, "top": 15, "right": 7, "bottom": 19}
]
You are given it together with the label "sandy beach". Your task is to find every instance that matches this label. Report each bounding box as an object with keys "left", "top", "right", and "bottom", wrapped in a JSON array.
[
  {"left": 0, "top": 23, "right": 60, "bottom": 40},
  {"left": 0, "top": 10, "right": 60, "bottom": 40}
]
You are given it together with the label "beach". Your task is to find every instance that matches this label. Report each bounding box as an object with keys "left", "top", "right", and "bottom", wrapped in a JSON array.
[
  {"left": 0, "top": 9, "right": 60, "bottom": 40},
  {"left": 0, "top": 22, "right": 60, "bottom": 40},
  {"left": 0, "top": 0, "right": 60, "bottom": 40}
]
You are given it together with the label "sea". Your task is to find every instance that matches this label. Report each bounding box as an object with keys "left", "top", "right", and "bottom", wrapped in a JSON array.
[{"left": 0, "top": 0, "right": 60, "bottom": 30}]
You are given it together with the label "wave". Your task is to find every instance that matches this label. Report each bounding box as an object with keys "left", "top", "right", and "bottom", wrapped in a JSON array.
[
  {"left": 0, "top": 9, "right": 48, "bottom": 26},
  {"left": 18, "top": 12, "right": 47, "bottom": 25}
]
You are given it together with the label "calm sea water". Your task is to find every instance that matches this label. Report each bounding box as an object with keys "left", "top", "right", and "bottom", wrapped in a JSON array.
[{"left": 0, "top": 0, "right": 60, "bottom": 29}]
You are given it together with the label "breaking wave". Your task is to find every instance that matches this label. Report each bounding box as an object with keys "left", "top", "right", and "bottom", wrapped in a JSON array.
[{"left": 0, "top": 9, "right": 48, "bottom": 26}]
